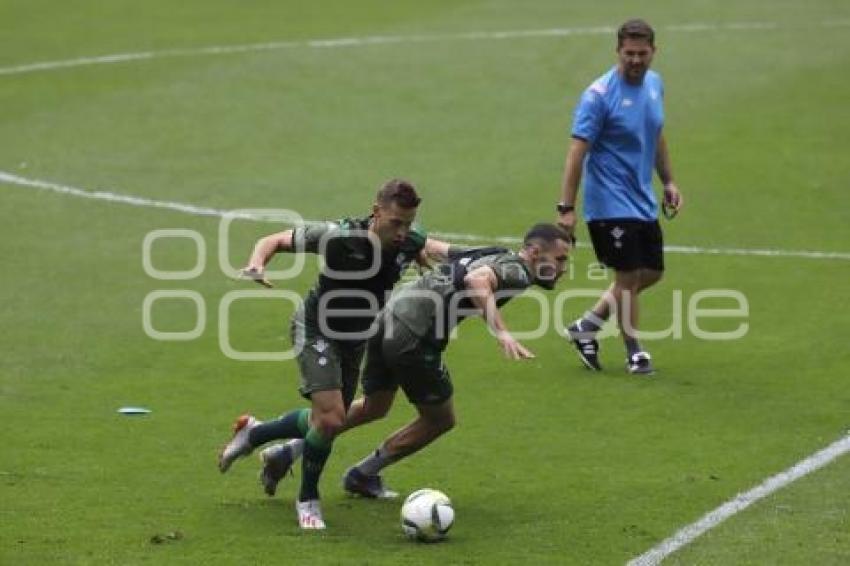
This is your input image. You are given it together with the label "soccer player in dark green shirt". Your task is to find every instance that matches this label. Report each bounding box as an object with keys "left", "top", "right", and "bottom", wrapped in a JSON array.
[
  {"left": 217, "top": 179, "right": 451, "bottom": 529},
  {"left": 342, "top": 224, "right": 571, "bottom": 494},
  {"left": 260, "top": 224, "right": 572, "bottom": 500}
]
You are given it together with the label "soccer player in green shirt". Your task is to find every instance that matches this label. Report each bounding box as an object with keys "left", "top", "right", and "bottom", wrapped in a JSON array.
[
  {"left": 217, "top": 179, "right": 451, "bottom": 529},
  {"left": 262, "top": 223, "right": 571, "bottom": 503}
]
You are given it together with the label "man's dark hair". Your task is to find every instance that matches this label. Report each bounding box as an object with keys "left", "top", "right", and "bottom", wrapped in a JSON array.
[
  {"left": 617, "top": 19, "right": 655, "bottom": 48},
  {"left": 376, "top": 178, "right": 421, "bottom": 209},
  {"left": 523, "top": 223, "right": 573, "bottom": 250}
]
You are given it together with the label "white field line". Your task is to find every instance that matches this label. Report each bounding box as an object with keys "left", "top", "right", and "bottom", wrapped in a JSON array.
[
  {"left": 2, "top": 170, "right": 849, "bottom": 261},
  {"left": 628, "top": 433, "right": 850, "bottom": 566},
  {"left": 1, "top": 20, "right": 848, "bottom": 77}
]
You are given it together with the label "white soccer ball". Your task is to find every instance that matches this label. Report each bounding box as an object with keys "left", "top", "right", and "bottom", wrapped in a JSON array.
[{"left": 400, "top": 488, "right": 454, "bottom": 542}]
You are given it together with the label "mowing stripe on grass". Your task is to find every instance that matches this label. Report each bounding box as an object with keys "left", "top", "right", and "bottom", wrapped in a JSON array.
[
  {"left": 628, "top": 433, "right": 850, "bottom": 566},
  {"left": 1, "top": 20, "right": 848, "bottom": 77},
  {"left": 2, "top": 170, "right": 849, "bottom": 262}
]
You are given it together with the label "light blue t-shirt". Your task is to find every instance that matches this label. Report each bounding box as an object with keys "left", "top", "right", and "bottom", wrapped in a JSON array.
[{"left": 571, "top": 67, "right": 665, "bottom": 221}]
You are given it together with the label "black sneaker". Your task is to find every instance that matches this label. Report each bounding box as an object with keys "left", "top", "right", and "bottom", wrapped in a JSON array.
[
  {"left": 258, "top": 443, "right": 294, "bottom": 497},
  {"left": 626, "top": 351, "right": 654, "bottom": 375},
  {"left": 567, "top": 322, "right": 602, "bottom": 371},
  {"left": 342, "top": 467, "right": 398, "bottom": 499}
]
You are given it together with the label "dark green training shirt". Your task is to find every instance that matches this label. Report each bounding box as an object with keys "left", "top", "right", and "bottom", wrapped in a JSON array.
[
  {"left": 387, "top": 250, "right": 533, "bottom": 347},
  {"left": 292, "top": 217, "right": 427, "bottom": 338}
]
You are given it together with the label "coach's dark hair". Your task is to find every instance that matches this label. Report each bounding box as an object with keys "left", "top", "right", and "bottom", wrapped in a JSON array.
[
  {"left": 376, "top": 178, "right": 421, "bottom": 209},
  {"left": 523, "top": 223, "right": 573, "bottom": 249},
  {"left": 617, "top": 19, "right": 655, "bottom": 48}
]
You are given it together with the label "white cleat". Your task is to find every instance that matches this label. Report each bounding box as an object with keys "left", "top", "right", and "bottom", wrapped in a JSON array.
[
  {"left": 218, "top": 414, "right": 259, "bottom": 473},
  {"left": 296, "top": 499, "right": 326, "bottom": 530}
]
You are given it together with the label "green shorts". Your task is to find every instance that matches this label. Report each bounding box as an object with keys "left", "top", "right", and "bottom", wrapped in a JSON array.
[
  {"left": 361, "top": 313, "right": 453, "bottom": 405},
  {"left": 291, "top": 308, "right": 364, "bottom": 406}
]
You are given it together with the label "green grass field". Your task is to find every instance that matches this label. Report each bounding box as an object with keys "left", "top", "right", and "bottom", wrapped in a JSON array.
[{"left": 2, "top": 1, "right": 849, "bottom": 564}]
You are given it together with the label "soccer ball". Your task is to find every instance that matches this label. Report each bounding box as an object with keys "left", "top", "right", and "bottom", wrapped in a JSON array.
[{"left": 400, "top": 488, "right": 454, "bottom": 542}]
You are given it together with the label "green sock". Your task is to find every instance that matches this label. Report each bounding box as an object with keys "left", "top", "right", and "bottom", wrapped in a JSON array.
[
  {"left": 248, "top": 408, "right": 310, "bottom": 446},
  {"left": 299, "top": 427, "right": 332, "bottom": 502}
]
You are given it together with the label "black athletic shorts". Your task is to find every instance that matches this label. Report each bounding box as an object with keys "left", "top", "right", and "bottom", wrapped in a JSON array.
[
  {"left": 587, "top": 219, "right": 664, "bottom": 272},
  {"left": 361, "top": 314, "right": 453, "bottom": 406}
]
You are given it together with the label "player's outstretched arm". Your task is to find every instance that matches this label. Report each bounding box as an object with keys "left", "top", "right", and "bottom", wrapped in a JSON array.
[
  {"left": 463, "top": 266, "right": 535, "bottom": 360},
  {"left": 240, "top": 229, "right": 295, "bottom": 288}
]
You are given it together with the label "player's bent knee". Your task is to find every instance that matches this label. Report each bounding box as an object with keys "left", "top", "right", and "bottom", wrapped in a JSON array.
[
  {"left": 314, "top": 412, "right": 345, "bottom": 439},
  {"left": 362, "top": 404, "right": 389, "bottom": 423},
  {"left": 372, "top": 399, "right": 393, "bottom": 419},
  {"left": 637, "top": 269, "right": 663, "bottom": 292},
  {"left": 373, "top": 404, "right": 391, "bottom": 420},
  {"left": 432, "top": 411, "right": 455, "bottom": 433},
  {"left": 441, "top": 413, "right": 456, "bottom": 433},
  {"left": 364, "top": 393, "right": 393, "bottom": 420},
  {"left": 614, "top": 270, "right": 642, "bottom": 292}
]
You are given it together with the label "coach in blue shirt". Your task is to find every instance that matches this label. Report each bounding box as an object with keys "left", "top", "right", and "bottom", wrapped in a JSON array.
[{"left": 557, "top": 19, "right": 683, "bottom": 375}]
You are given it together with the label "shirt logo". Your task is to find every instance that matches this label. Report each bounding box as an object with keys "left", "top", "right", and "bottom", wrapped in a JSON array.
[
  {"left": 622, "top": 98, "right": 633, "bottom": 107},
  {"left": 650, "top": 88, "right": 659, "bottom": 100}
]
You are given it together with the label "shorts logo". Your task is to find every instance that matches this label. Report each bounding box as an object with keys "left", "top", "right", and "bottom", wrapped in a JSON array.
[{"left": 611, "top": 226, "right": 625, "bottom": 249}]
